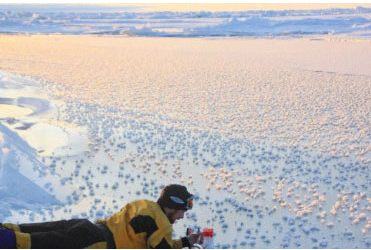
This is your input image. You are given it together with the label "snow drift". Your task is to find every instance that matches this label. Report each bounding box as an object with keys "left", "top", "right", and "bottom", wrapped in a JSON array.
[{"left": 0, "top": 122, "right": 61, "bottom": 221}]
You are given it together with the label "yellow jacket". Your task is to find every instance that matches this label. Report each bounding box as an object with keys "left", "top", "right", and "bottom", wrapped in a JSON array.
[{"left": 97, "top": 200, "right": 187, "bottom": 249}]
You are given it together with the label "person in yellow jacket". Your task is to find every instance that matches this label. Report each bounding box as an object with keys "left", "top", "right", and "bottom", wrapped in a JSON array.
[{"left": 0, "top": 184, "right": 201, "bottom": 249}]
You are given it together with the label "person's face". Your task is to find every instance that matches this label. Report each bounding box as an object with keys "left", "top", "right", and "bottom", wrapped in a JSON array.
[{"left": 165, "top": 208, "right": 186, "bottom": 224}]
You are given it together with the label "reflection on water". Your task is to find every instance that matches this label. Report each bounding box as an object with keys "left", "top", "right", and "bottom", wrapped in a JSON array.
[
  {"left": 16, "top": 121, "right": 88, "bottom": 156},
  {"left": 0, "top": 71, "right": 88, "bottom": 156},
  {"left": 0, "top": 104, "right": 33, "bottom": 118},
  {"left": 0, "top": 96, "right": 51, "bottom": 117}
]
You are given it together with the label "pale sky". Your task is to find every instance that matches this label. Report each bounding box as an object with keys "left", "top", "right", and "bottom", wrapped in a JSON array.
[
  {"left": 2, "top": 2, "right": 371, "bottom": 12},
  {"left": 127, "top": 3, "right": 371, "bottom": 12}
]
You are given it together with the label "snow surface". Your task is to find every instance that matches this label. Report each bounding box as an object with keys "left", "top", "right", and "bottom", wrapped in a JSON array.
[
  {"left": 1, "top": 11, "right": 371, "bottom": 248},
  {"left": 0, "top": 5, "right": 371, "bottom": 38}
]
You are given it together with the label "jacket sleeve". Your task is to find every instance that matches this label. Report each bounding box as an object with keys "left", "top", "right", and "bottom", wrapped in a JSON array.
[
  {"left": 148, "top": 226, "right": 190, "bottom": 249},
  {"left": 173, "top": 237, "right": 191, "bottom": 249}
]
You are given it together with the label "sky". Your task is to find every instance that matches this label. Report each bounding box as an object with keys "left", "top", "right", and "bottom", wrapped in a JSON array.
[
  {"left": 118, "top": 3, "right": 371, "bottom": 12},
  {"left": 1, "top": 2, "right": 371, "bottom": 12}
]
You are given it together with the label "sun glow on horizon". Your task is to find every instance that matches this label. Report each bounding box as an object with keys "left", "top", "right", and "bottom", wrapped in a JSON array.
[{"left": 100, "top": 3, "right": 371, "bottom": 12}]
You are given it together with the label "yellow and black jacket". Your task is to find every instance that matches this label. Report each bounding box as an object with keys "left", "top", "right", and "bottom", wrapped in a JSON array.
[
  {"left": 1, "top": 219, "right": 107, "bottom": 248},
  {"left": 0, "top": 199, "right": 188, "bottom": 249},
  {"left": 96, "top": 199, "right": 189, "bottom": 249}
]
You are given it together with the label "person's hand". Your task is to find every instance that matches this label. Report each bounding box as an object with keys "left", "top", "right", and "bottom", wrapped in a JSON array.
[{"left": 188, "top": 233, "right": 203, "bottom": 246}]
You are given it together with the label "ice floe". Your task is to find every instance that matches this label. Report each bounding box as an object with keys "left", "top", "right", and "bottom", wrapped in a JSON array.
[{"left": 0, "top": 5, "right": 371, "bottom": 38}]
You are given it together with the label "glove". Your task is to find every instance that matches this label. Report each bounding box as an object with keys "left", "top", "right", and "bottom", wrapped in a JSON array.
[{"left": 188, "top": 233, "right": 204, "bottom": 246}]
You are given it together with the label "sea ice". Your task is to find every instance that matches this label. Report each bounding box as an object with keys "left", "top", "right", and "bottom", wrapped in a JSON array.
[{"left": 1, "top": 31, "right": 371, "bottom": 248}]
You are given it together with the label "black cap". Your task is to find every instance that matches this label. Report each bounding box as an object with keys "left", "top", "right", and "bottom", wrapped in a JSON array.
[{"left": 157, "top": 184, "right": 194, "bottom": 211}]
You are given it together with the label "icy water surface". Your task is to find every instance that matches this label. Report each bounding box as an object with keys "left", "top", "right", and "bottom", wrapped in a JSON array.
[
  {"left": 1, "top": 37, "right": 371, "bottom": 248},
  {"left": 0, "top": 72, "right": 88, "bottom": 156}
]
